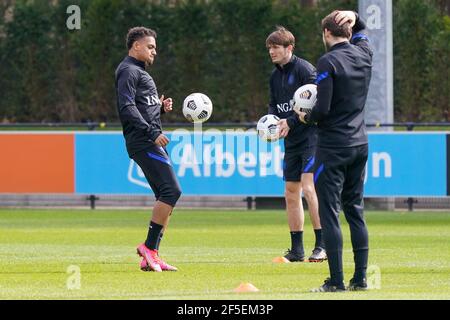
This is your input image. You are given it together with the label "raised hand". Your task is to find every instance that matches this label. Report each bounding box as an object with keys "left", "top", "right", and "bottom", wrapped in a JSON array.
[
  {"left": 335, "top": 11, "right": 356, "bottom": 28},
  {"left": 160, "top": 95, "right": 173, "bottom": 113}
]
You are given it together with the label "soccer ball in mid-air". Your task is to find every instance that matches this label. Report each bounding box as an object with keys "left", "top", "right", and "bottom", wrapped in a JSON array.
[
  {"left": 293, "top": 84, "right": 317, "bottom": 114},
  {"left": 182, "top": 93, "right": 213, "bottom": 123},
  {"left": 257, "top": 114, "right": 280, "bottom": 142}
]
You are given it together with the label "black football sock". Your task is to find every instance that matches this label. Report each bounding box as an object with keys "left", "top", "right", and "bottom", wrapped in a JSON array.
[
  {"left": 145, "top": 221, "right": 163, "bottom": 250},
  {"left": 314, "top": 229, "right": 324, "bottom": 249},
  {"left": 290, "top": 231, "right": 304, "bottom": 255}
]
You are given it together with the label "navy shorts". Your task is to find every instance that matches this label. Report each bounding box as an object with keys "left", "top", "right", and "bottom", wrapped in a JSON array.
[
  {"left": 132, "top": 146, "right": 182, "bottom": 207},
  {"left": 283, "top": 148, "right": 316, "bottom": 182}
]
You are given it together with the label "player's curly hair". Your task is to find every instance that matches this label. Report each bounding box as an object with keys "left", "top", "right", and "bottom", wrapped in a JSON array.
[
  {"left": 126, "top": 27, "right": 157, "bottom": 50},
  {"left": 266, "top": 26, "right": 295, "bottom": 49},
  {"left": 321, "top": 11, "right": 352, "bottom": 39}
]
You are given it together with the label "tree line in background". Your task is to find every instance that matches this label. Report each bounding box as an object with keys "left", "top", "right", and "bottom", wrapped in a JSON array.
[{"left": 0, "top": 0, "right": 448, "bottom": 124}]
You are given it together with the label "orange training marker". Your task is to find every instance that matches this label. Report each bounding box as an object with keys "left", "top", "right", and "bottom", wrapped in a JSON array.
[
  {"left": 234, "top": 283, "right": 259, "bottom": 293},
  {"left": 272, "top": 256, "right": 290, "bottom": 263}
]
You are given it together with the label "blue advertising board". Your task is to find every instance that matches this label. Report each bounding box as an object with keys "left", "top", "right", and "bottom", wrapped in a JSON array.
[{"left": 75, "top": 132, "right": 448, "bottom": 197}]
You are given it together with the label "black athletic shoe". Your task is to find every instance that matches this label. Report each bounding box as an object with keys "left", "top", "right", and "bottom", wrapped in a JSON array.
[
  {"left": 311, "top": 278, "right": 346, "bottom": 293},
  {"left": 348, "top": 278, "right": 368, "bottom": 291},
  {"left": 284, "top": 249, "right": 305, "bottom": 262},
  {"left": 308, "top": 247, "right": 327, "bottom": 262}
]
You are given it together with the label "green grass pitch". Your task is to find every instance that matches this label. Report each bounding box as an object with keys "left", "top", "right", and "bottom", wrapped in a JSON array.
[{"left": 0, "top": 209, "right": 449, "bottom": 300}]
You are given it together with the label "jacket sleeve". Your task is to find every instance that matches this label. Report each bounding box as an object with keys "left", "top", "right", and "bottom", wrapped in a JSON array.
[
  {"left": 350, "top": 13, "right": 373, "bottom": 58},
  {"left": 117, "top": 68, "right": 160, "bottom": 142},
  {"left": 305, "top": 57, "right": 334, "bottom": 124}
]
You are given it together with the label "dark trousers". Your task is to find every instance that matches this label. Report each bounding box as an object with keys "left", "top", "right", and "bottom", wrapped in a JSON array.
[{"left": 314, "top": 144, "right": 369, "bottom": 284}]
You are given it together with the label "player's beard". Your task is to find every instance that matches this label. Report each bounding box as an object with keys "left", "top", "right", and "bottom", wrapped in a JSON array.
[{"left": 146, "top": 56, "right": 155, "bottom": 67}]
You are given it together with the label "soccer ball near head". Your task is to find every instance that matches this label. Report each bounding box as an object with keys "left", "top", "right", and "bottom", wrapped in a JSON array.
[
  {"left": 293, "top": 84, "right": 317, "bottom": 114},
  {"left": 257, "top": 114, "right": 280, "bottom": 142},
  {"left": 182, "top": 93, "right": 213, "bottom": 123}
]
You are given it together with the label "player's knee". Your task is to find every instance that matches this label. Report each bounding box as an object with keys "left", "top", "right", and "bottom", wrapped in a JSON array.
[
  {"left": 284, "top": 190, "right": 300, "bottom": 204},
  {"left": 284, "top": 188, "right": 296, "bottom": 199},
  {"left": 285, "top": 182, "right": 299, "bottom": 195},
  {"left": 342, "top": 195, "right": 363, "bottom": 211},
  {"left": 160, "top": 184, "right": 182, "bottom": 207},
  {"left": 343, "top": 204, "right": 364, "bottom": 219},
  {"left": 168, "top": 186, "right": 181, "bottom": 206},
  {"left": 302, "top": 184, "right": 316, "bottom": 200},
  {"left": 172, "top": 186, "right": 182, "bottom": 203}
]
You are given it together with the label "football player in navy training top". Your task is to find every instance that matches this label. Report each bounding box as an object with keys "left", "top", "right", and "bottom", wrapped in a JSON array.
[
  {"left": 115, "top": 27, "right": 181, "bottom": 272},
  {"left": 266, "top": 26, "right": 327, "bottom": 263},
  {"left": 296, "top": 11, "right": 373, "bottom": 292}
]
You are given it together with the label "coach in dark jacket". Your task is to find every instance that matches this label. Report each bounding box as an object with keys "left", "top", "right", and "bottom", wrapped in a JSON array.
[{"left": 297, "top": 11, "right": 373, "bottom": 292}]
